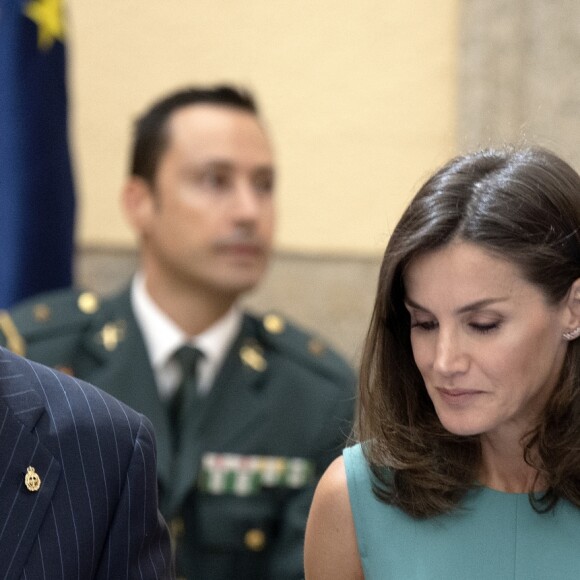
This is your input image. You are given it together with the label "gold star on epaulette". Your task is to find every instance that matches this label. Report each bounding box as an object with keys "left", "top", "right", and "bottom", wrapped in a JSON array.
[
  {"left": 24, "top": 0, "right": 65, "bottom": 51},
  {"left": 33, "top": 303, "right": 51, "bottom": 322}
]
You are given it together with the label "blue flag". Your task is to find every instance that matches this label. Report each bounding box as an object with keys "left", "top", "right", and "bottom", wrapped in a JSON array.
[{"left": 0, "top": 0, "right": 76, "bottom": 307}]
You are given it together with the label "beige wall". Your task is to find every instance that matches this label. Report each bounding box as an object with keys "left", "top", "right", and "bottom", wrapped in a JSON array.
[
  {"left": 59, "top": 1, "right": 580, "bottom": 363},
  {"left": 458, "top": 0, "right": 580, "bottom": 170},
  {"left": 68, "top": 1, "right": 458, "bottom": 256}
]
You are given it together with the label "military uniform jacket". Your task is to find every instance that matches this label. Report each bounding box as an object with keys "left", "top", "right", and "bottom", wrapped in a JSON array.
[{"left": 0, "top": 287, "right": 356, "bottom": 580}]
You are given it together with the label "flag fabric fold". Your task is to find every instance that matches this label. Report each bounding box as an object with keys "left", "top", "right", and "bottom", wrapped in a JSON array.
[{"left": 0, "top": 0, "right": 76, "bottom": 307}]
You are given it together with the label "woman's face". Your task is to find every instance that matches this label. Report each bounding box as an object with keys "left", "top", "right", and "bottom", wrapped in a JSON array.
[{"left": 404, "top": 241, "right": 570, "bottom": 443}]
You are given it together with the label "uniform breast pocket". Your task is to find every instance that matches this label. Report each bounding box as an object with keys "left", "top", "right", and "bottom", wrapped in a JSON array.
[{"left": 195, "top": 493, "right": 280, "bottom": 554}]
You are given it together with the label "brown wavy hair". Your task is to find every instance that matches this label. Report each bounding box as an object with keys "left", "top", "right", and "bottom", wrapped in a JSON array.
[{"left": 356, "top": 146, "right": 580, "bottom": 517}]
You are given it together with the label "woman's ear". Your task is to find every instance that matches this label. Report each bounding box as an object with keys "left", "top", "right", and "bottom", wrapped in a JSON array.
[
  {"left": 563, "top": 278, "right": 580, "bottom": 340},
  {"left": 121, "top": 177, "right": 155, "bottom": 234}
]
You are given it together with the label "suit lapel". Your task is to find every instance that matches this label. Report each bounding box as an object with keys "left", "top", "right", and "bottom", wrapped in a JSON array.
[
  {"left": 0, "top": 363, "right": 61, "bottom": 580},
  {"left": 78, "top": 290, "right": 173, "bottom": 491},
  {"left": 168, "top": 316, "right": 271, "bottom": 514}
]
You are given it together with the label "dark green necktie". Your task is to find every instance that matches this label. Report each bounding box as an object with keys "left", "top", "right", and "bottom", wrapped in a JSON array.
[{"left": 169, "top": 345, "right": 203, "bottom": 451}]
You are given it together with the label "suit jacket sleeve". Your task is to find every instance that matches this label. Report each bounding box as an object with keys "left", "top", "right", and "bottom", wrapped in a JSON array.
[{"left": 96, "top": 413, "right": 175, "bottom": 579}]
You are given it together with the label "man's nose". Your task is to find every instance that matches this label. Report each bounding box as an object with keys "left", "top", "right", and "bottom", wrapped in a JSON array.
[{"left": 232, "top": 182, "right": 261, "bottom": 221}]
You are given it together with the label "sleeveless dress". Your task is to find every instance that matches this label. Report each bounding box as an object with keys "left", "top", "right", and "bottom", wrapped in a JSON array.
[{"left": 344, "top": 444, "right": 580, "bottom": 579}]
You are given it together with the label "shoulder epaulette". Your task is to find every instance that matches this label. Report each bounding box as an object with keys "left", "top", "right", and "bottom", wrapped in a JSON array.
[
  {"left": 254, "top": 311, "right": 355, "bottom": 386},
  {"left": 0, "top": 289, "right": 102, "bottom": 353}
]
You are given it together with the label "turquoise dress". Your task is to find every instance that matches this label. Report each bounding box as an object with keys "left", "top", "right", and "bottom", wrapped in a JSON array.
[{"left": 344, "top": 444, "right": 580, "bottom": 579}]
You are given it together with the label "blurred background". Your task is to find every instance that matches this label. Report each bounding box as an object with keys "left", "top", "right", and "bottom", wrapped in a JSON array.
[{"left": 7, "top": 0, "right": 580, "bottom": 364}]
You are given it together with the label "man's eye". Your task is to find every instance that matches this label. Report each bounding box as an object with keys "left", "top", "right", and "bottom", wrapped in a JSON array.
[
  {"left": 254, "top": 179, "right": 273, "bottom": 195},
  {"left": 253, "top": 173, "right": 274, "bottom": 195},
  {"left": 200, "top": 172, "right": 230, "bottom": 189}
]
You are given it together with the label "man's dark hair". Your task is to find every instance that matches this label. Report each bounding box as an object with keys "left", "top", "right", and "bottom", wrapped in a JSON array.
[{"left": 130, "top": 85, "right": 259, "bottom": 185}]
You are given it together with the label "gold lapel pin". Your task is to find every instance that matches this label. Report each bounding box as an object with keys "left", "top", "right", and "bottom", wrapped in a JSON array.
[
  {"left": 96, "top": 320, "right": 127, "bottom": 351},
  {"left": 25, "top": 466, "right": 41, "bottom": 492},
  {"left": 240, "top": 344, "right": 267, "bottom": 372}
]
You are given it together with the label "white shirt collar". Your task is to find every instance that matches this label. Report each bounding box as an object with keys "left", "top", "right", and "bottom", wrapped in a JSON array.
[{"left": 131, "top": 273, "right": 243, "bottom": 399}]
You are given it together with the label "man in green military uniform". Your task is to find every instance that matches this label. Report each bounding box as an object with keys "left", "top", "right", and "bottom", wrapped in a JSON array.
[{"left": 0, "top": 86, "right": 355, "bottom": 579}]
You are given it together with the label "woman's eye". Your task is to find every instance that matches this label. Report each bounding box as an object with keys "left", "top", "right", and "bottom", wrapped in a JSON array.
[
  {"left": 469, "top": 322, "right": 500, "bottom": 334},
  {"left": 411, "top": 320, "right": 437, "bottom": 331}
]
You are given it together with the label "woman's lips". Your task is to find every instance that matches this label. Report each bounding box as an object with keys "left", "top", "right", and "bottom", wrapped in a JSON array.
[{"left": 437, "top": 387, "right": 484, "bottom": 405}]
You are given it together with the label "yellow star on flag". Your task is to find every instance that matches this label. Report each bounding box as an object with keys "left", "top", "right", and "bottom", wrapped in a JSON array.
[{"left": 24, "top": 0, "right": 66, "bottom": 51}]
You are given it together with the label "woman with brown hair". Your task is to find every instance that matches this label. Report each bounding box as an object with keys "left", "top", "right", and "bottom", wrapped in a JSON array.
[{"left": 305, "top": 147, "right": 580, "bottom": 579}]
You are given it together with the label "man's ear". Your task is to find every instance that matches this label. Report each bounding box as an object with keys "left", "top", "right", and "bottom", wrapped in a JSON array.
[
  {"left": 121, "top": 177, "right": 155, "bottom": 234},
  {"left": 563, "top": 278, "right": 580, "bottom": 335}
]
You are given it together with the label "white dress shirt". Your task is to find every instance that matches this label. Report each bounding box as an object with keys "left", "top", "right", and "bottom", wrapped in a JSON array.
[{"left": 131, "top": 273, "right": 243, "bottom": 400}]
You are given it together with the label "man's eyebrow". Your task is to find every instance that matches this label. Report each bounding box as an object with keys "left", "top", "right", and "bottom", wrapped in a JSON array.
[
  {"left": 197, "top": 160, "right": 235, "bottom": 170},
  {"left": 254, "top": 165, "right": 274, "bottom": 172},
  {"left": 196, "top": 160, "right": 274, "bottom": 174}
]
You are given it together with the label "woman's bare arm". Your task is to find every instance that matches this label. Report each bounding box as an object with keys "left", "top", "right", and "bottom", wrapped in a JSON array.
[{"left": 304, "top": 456, "right": 364, "bottom": 580}]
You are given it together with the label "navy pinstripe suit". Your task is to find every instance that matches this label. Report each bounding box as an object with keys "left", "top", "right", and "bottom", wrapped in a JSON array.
[{"left": 0, "top": 347, "right": 174, "bottom": 579}]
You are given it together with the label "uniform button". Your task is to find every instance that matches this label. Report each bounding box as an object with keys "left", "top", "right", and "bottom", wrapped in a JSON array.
[
  {"left": 244, "top": 528, "right": 266, "bottom": 551},
  {"left": 77, "top": 291, "right": 100, "bottom": 314},
  {"left": 169, "top": 517, "right": 185, "bottom": 539},
  {"left": 263, "top": 313, "right": 285, "bottom": 334},
  {"left": 308, "top": 337, "right": 326, "bottom": 356}
]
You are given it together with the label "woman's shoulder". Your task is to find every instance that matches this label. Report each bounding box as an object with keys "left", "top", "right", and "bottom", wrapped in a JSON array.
[
  {"left": 316, "top": 444, "right": 382, "bottom": 498},
  {"left": 343, "top": 442, "right": 394, "bottom": 492},
  {"left": 343, "top": 443, "right": 366, "bottom": 472},
  {"left": 310, "top": 455, "right": 351, "bottom": 514}
]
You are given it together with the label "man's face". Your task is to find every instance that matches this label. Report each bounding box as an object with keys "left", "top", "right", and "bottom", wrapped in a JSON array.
[{"left": 135, "top": 104, "right": 275, "bottom": 299}]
